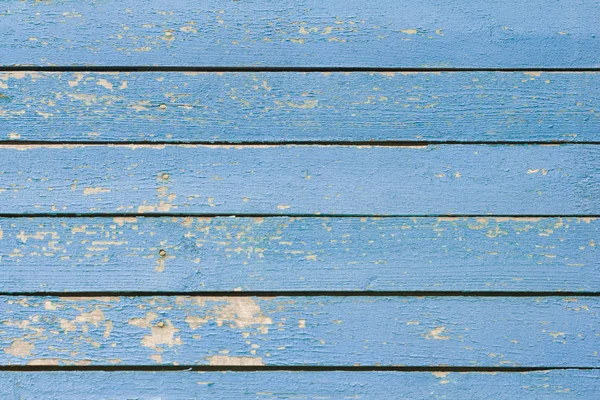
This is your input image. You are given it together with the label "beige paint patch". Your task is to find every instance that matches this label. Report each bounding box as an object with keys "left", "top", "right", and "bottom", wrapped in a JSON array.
[
  {"left": 141, "top": 320, "right": 183, "bottom": 350},
  {"left": 527, "top": 168, "right": 548, "bottom": 175},
  {"left": 4, "top": 339, "right": 34, "bottom": 357},
  {"left": 104, "top": 320, "right": 113, "bottom": 338},
  {"left": 185, "top": 316, "right": 208, "bottom": 330},
  {"left": 96, "top": 79, "right": 114, "bottom": 90},
  {"left": 68, "top": 73, "right": 84, "bottom": 87},
  {"left": 137, "top": 205, "right": 157, "bottom": 213},
  {"left": 150, "top": 354, "right": 163, "bottom": 363},
  {"left": 185, "top": 298, "right": 273, "bottom": 331},
  {"left": 59, "top": 296, "right": 120, "bottom": 302},
  {"left": 83, "top": 187, "right": 111, "bottom": 196},
  {"left": 208, "top": 298, "right": 272, "bottom": 329},
  {"left": 75, "top": 308, "right": 105, "bottom": 325},
  {"left": 27, "top": 359, "right": 61, "bottom": 366},
  {"left": 129, "top": 312, "right": 159, "bottom": 328},
  {"left": 426, "top": 326, "right": 450, "bottom": 340},
  {"left": 286, "top": 100, "right": 318, "bottom": 109},
  {"left": 67, "top": 93, "right": 99, "bottom": 106},
  {"left": 44, "top": 300, "right": 59, "bottom": 310},
  {"left": 155, "top": 257, "right": 166, "bottom": 273},
  {"left": 130, "top": 314, "right": 183, "bottom": 353},
  {"left": 207, "top": 355, "right": 264, "bottom": 366},
  {"left": 56, "top": 307, "right": 107, "bottom": 335},
  {"left": 59, "top": 318, "right": 77, "bottom": 334},
  {"left": 113, "top": 217, "right": 137, "bottom": 226}
]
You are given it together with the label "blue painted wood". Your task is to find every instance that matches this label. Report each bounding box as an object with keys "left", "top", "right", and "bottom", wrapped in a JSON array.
[
  {"left": 1, "top": 0, "right": 597, "bottom": 396},
  {"left": 1, "top": 296, "right": 597, "bottom": 366},
  {"left": 1, "top": 72, "right": 599, "bottom": 143},
  {"left": 0, "top": 0, "right": 598, "bottom": 67},
  {"left": 0, "top": 217, "right": 597, "bottom": 293},
  {"left": 1, "top": 370, "right": 599, "bottom": 399},
  {"left": 0, "top": 145, "right": 598, "bottom": 215}
]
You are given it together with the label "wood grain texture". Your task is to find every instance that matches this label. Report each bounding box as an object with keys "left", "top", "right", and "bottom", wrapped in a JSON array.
[
  {"left": 1, "top": 296, "right": 597, "bottom": 367},
  {"left": 0, "top": 0, "right": 598, "bottom": 67},
  {"left": 1, "top": 71, "right": 599, "bottom": 143},
  {"left": 0, "top": 217, "right": 597, "bottom": 293},
  {"left": 2, "top": 370, "right": 599, "bottom": 399},
  {"left": 0, "top": 144, "right": 598, "bottom": 215}
]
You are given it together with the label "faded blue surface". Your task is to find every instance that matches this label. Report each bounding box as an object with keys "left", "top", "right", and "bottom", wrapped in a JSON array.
[
  {"left": 0, "top": 0, "right": 598, "bottom": 67},
  {"left": 0, "top": 217, "right": 597, "bottom": 292},
  {"left": 0, "top": 72, "right": 599, "bottom": 142},
  {"left": 0, "top": 145, "right": 598, "bottom": 215},
  {"left": 0, "top": 0, "right": 598, "bottom": 395},
  {"left": 2, "top": 371, "right": 599, "bottom": 399},
  {"left": 1, "top": 296, "right": 597, "bottom": 366}
]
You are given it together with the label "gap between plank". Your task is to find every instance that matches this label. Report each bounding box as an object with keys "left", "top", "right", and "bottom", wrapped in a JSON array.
[
  {"left": 0, "top": 141, "right": 599, "bottom": 146},
  {"left": 0, "top": 366, "right": 597, "bottom": 372},
  {"left": 0, "top": 213, "right": 597, "bottom": 218},
  {"left": 1, "top": 66, "right": 600, "bottom": 73},
  {"left": 2, "top": 291, "right": 599, "bottom": 297}
]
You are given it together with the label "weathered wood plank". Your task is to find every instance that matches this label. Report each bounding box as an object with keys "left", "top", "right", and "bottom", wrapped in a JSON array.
[
  {"left": 0, "top": 0, "right": 598, "bottom": 67},
  {"left": 1, "top": 296, "right": 597, "bottom": 366},
  {"left": 0, "top": 217, "right": 597, "bottom": 293},
  {"left": 1, "top": 72, "right": 599, "bottom": 143},
  {"left": 2, "top": 370, "right": 599, "bottom": 399},
  {"left": 0, "top": 145, "right": 598, "bottom": 215}
]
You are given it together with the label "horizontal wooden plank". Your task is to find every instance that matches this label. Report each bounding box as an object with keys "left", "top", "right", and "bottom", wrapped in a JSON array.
[
  {"left": 1, "top": 296, "right": 597, "bottom": 366},
  {"left": 0, "top": 0, "right": 598, "bottom": 67},
  {"left": 1, "top": 72, "right": 599, "bottom": 143},
  {"left": 0, "top": 217, "right": 597, "bottom": 293},
  {"left": 2, "top": 371, "right": 599, "bottom": 399},
  {"left": 0, "top": 145, "right": 598, "bottom": 215}
]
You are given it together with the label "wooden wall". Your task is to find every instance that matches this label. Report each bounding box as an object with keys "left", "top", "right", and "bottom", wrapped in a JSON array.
[{"left": 0, "top": 0, "right": 598, "bottom": 398}]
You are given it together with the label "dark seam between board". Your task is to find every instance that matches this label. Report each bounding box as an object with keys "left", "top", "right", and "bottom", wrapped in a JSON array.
[
  {"left": 1, "top": 141, "right": 600, "bottom": 146},
  {"left": 1, "top": 66, "right": 600, "bottom": 72},
  {"left": 2, "top": 291, "right": 599, "bottom": 297},
  {"left": 0, "top": 213, "right": 597, "bottom": 218},
  {"left": 1, "top": 366, "right": 598, "bottom": 372}
]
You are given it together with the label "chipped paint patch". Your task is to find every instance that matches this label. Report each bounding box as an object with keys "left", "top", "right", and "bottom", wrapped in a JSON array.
[
  {"left": 207, "top": 355, "right": 264, "bottom": 366},
  {"left": 113, "top": 217, "right": 137, "bottom": 226},
  {"left": 186, "top": 298, "right": 273, "bottom": 330},
  {"left": 141, "top": 320, "right": 182, "bottom": 350},
  {"left": 129, "top": 312, "right": 158, "bottom": 328},
  {"left": 286, "top": 100, "right": 318, "bottom": 109},
  {"left": 27, "top": 359, "right": 61, "bottom": 366},
  {"left": 75, "top": 307, "right": 106, "bottom": 325},
  {"left": 83, "top": 187, "right": 111, "bottom": 196},
  {"left": 4, "top": 340, "right": 34, "bottom": 357},
  {"left": 426, "top": 326, "right": 450, "bottom": 340},
  {"left": 96, "top": 79, "right": 114, "bottom": 90}
]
